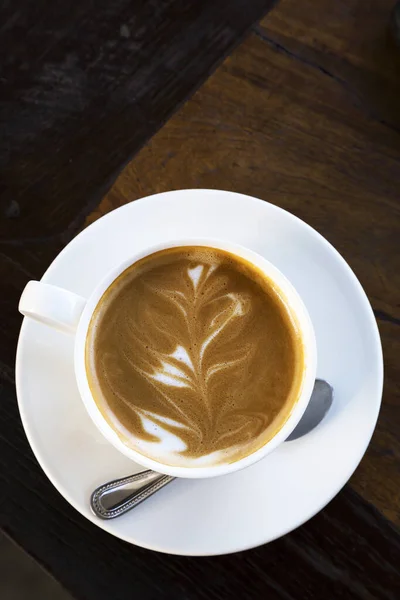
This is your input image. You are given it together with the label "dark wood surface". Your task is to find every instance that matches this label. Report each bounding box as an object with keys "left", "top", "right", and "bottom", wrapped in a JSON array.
[{"left": 1, "top": 0, "right": 400, "bottom": 598}]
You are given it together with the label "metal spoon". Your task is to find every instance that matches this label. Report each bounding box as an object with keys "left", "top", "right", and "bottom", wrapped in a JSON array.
[{"left": 91, "top": 379, "right": 333, "bottom": 519}]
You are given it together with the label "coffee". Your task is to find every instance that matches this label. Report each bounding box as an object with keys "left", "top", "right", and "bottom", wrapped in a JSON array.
[{"left": 86, "top": 247, "right": 304, "bottom": 467}]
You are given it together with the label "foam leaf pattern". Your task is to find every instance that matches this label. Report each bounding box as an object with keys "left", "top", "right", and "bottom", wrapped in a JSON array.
[{"left": 90, "top": 249, "right": 299, "bottom": 465}]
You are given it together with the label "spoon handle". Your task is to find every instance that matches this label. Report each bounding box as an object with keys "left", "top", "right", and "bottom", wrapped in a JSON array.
[{"left": 90, "top": 470, "right": 175, "bottom": 519}]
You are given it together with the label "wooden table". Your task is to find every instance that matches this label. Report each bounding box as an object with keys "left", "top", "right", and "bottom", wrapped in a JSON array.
[{"left": 1, "top": 1, "right": 399, "bottom": 598}]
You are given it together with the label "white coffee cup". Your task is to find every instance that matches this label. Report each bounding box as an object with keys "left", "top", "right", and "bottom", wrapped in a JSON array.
[{"left": 19, "top": 239, "right": 317, "bottom": 479}]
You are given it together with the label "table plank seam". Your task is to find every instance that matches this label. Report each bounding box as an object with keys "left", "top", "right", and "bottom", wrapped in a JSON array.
[{"left": 253, "top": 24, "right": 400, "bottom": 137}]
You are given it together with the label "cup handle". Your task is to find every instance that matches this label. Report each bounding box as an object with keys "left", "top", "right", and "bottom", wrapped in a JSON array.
[{"left": 19, "top": 281, "right": 87, "bottom": 334}]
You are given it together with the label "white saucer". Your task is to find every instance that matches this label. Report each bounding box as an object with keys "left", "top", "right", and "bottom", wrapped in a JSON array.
[{"left": 16, "top": 190, "right": 383, "bottom": 556}]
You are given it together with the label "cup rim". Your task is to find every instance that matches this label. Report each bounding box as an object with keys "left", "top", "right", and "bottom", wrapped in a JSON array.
[{"left": 74, "top": 238, "right": 317, "bottom": 478}]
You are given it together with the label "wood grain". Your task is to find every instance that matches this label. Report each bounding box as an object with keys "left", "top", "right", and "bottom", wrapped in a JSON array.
[{"left": 91, "top": 0, "right": 400, "bottom": 526}]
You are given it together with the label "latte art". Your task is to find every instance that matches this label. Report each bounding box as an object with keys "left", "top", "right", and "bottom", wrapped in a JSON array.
[{"left": 86, "top": 247, "right": 304, "bottom": 466}]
